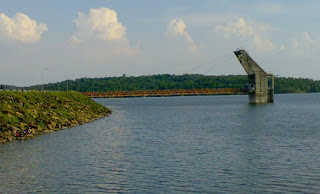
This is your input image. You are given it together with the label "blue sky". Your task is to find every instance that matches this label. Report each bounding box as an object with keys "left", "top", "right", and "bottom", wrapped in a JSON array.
[{"left": 1, "top": 1, "right": 320, "bottom": 86}]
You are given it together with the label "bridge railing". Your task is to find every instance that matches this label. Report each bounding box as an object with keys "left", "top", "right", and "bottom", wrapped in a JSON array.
[{"left": 82, "top": 88, "right": 248, "bottom": 98}]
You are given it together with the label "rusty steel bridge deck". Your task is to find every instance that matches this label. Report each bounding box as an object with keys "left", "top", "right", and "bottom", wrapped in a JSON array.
[{"left": 82, "top": 88, "right": 247, "bottom": 98}]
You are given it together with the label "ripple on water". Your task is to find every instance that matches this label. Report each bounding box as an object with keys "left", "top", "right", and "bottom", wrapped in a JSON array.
[{"left": 1, "top": 94, "right": 320, "bottom": 193}]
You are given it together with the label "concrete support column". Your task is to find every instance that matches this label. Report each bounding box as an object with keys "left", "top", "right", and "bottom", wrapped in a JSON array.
[{"left": 234, "top": 49, "right": 274, "bottom": 104}]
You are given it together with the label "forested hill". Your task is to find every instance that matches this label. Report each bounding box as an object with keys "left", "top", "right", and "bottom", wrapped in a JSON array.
[{"left": 26, "top": 74, "right": 320, "bottom": 94}]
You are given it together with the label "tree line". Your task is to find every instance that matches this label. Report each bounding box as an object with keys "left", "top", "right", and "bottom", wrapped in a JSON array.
[{"left": 23, "top": 74, "right": 320, "bottom": 94}]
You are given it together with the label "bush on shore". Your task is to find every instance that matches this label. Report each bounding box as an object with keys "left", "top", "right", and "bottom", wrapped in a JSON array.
[{"left": 0, "top": 91, "right": 111, "bottom": 143}]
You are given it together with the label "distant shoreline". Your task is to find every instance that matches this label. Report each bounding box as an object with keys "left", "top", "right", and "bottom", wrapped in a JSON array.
[{"left": 6, "top": 74, "right": 318, "bottom": 94}]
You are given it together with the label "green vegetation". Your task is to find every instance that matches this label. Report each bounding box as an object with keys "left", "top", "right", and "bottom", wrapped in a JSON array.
[
  {"left": 0, "top": 91, "right": 111, "bottom": 143},
  {"left": 0, "top": 85, "right": 16, "bottom": 90},
  {"left": 275, "top": 77, "right": 320, "bottom": 93},
  {"left": 25, "top": 74, "right": 320, "bottom": 94}
]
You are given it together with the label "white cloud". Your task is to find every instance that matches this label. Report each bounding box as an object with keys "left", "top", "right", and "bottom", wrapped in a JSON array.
[
  {"left": 167, "top": 19, "right": 197, "bottom": 53},
  {"left": 214, "top": 17, "right": 280, "bottom": 52},
  {"left": 70, "top": 7, "right": 140, "bottom": 60},
  {"left": 72, "top": 7, "right": 127, "bottom": 42},
  {"left": 0, "top": 13, "right": 47, "bottom": 43},
  {"left": 302, "top": 32, "right": 320, "bottom": 47},
  {"left": 291, "top": 32, "right": 320, "bottom": 56},
  {"left": 292, "top": 32, "right": 320, "bottom": 49}
]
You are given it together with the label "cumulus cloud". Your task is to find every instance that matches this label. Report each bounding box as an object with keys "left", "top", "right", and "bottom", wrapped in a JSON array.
[
  {"left": 214, "top": 17, "right": 280, "bottom": 52},
  {"left": 292, "top": 32, "right": 320, "bottom": 49},
  {"left": 292, "top": 32, "right": 320, "bottom": 54},
  {"left": 167, "top": 19, "right": 197, "bottom": 53},
  {"left": 70, "top": 7, "right": 140, "bottom": 60},
  {"left": 289, "top": 32, "right": 320, "bottom": 58},
  {"left": 302, "top": 32, "right": 320, "bottom": 47},
  {"left": 0, "top": 13, "right": 47, "bottom": 43},
  {"left": 72, "top": 7, "right": 127, "bottom": 42}
]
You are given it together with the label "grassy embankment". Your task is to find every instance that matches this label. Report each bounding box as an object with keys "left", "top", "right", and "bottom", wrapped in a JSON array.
[{"left": 0, "top": 91, "right": 111, "bottom": 143}]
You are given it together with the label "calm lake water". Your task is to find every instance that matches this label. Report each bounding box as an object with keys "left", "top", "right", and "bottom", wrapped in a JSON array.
[{"left": 1, "top": 94, "right": 320, "bottom": 193}]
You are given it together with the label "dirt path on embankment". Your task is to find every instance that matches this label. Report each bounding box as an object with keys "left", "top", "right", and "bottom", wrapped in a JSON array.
[{"left": 0, "top": 91, "right": 111, "bottom": 143}]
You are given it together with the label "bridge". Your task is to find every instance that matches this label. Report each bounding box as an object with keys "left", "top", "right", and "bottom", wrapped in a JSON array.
[
  {"left": 81, "top": 50, "right": 274, "bottom": 103},
  {"left": 82, "top": 88, "right": 247, "bottom": 98}
]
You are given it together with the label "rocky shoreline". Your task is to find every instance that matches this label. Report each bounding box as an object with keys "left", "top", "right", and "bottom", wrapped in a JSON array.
[{"left": 0, "top": 91, "right": 111, "bottom": 143}]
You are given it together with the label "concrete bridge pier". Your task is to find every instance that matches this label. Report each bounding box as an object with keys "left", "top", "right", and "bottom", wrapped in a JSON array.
[{"left": 234, "top": 49, "right": 274, "bottom": 104}]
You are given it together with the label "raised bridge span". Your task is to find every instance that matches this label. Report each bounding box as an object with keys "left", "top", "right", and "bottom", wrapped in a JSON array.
[
  {"left": 82, "top": 50, "right": 274, "bottom": 103},
  {"left": 82, "top": 88, "right": 247, "bottom": 98}
]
